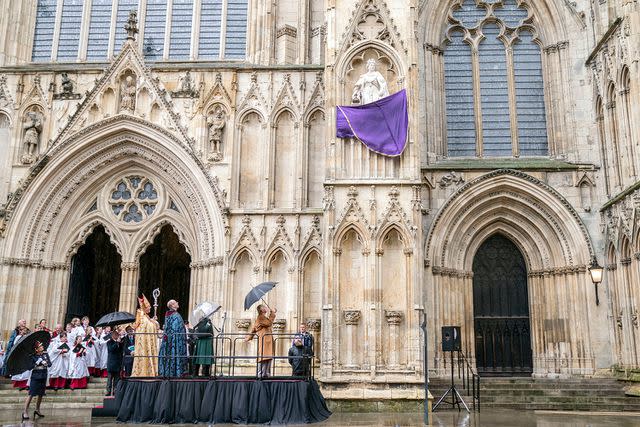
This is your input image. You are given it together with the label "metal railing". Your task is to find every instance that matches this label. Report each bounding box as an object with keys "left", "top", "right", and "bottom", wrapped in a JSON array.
[
  {"left": 457, "top": 350, "right": 480, "bottom": 411},
  {"left": 119, "top": 331, "right": 315, "bottom": 380}
]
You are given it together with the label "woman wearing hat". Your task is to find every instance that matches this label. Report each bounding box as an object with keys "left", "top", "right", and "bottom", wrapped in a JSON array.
[{"left": 22, "top": 340, "right": 51, "bottom": 421}]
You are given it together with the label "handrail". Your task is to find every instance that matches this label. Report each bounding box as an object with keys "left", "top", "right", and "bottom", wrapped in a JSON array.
[{"left": 457, "top": 350, "right": 480, "bottom": 411}]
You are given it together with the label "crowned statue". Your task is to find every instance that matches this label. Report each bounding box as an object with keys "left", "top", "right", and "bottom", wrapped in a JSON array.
[
  {"left": 351, "top": 58, "right": 389, "bottom": 105},
  {"left": 131, "top": 294, "right": 160, "bottom": 377}
]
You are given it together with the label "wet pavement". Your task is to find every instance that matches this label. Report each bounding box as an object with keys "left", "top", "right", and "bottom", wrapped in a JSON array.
[{"left": 1, "top": 408, "right": 640, "bottom": 426}]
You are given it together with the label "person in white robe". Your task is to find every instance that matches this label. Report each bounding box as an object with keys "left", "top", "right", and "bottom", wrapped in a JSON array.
[
  {"left": 47, "top": 333, "right": 70, "bottom": 389},
  {"left": 96, "top": 327, "right": 110, "bottom": 377},
  {"left": 68, "top": 335, "right": 89, "bottom": 389}
]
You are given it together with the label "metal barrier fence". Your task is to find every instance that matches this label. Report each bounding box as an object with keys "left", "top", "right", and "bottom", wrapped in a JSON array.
[{"left": 121, "top": 331, "right": 315, "bottom": 380}]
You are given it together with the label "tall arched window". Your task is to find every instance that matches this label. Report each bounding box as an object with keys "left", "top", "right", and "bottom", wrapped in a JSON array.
[
  {"left": 443, "top": 0, "right": 548, "bottom": 157},
  {"left": 606, "top": 82, "right": 622, "bottom": 188},
  {"left": 595, "top": 97, "right": 610, "bottom": 196},
  {"left": 620, "top": 68, "right": 636, "bottom": 179}
]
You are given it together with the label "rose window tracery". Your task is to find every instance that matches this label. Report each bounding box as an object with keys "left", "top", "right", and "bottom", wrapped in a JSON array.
[{"left": 109, "top": 176, "right": 158, "bottom": 223}]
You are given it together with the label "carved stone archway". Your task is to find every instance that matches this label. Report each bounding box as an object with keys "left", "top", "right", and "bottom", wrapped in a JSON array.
[
  {"left": 0, "top": 117, "right": 226, "bottom": 328},
  {"left": 425, "top": 170, "right": 604, "bottom": 377}
]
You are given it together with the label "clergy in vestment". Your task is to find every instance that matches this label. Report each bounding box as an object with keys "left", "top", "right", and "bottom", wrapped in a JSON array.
[
  {"left": 158, "top": 299, "right": 188, "bottom": 377},
  {"left": 131, "top": 295, "right": 160, "bottom": 377}
]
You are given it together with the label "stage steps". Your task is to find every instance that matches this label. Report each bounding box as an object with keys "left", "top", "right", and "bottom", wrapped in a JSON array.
[
  {"left": 0, "top": 377, "right": 107, "bottom": 410},
  {"left": 428, "top": 377, "right": 640, "bottom": 412}
]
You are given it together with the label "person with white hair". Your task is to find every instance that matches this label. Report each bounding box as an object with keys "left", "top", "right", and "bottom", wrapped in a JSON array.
[{"left": 158, "top": 300, "right": 188, "bottom": 377}]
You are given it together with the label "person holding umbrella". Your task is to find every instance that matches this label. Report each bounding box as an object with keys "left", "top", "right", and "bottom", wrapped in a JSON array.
[
  {"left": 245, "top": 304, "right": 277, "bottom": 378},
  {"left": 22, "top": 340, "right": 51, "bottom": 421}
]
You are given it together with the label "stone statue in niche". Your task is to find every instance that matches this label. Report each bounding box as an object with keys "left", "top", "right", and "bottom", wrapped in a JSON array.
[
  {"left": 120, "top": 75, "right": 136, "bottom": 112},
  {"left": 180, "top": 71, "right": 193, "bottom": 93},
  {"left": 21, "top": 111, "right": 43, "bottom": 164},
  {"left": 351, "top": 58, "right": 389, "bottom": 104},
  {"left": 207, "top": 106, "right": 226, "bottom": 162}
]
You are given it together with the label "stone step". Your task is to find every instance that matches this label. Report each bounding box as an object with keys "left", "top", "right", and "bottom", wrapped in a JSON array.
[
  {"left": 478, "top": 388, "right": 626, "bottom": 396},
  {"left": 0, "top": 395, "right": 104, "bottom": 404},
  {"left": 0, "top": 382, "right": 105, "bottom": 390},
  {"left": 474, "top": 402, "right": 640, "bottom": 411},
  {"left": 0, "top": 388, "right": 105, "bottom": 396},
  {"left": 481, "top": 395, "right": 640, "bottom": 404}
]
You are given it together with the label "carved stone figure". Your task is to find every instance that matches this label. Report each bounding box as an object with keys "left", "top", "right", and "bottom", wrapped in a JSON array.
[
  {"left": 207, "top": 106, "right": 226, "bottom": 161},
  {"left": 180, "top": 71, "right": 193, "bottom": 93},
  {"left": 120, "top": 75, "right": 136, "bottom": 112},
  {"left": 61, "top": 73, "right": 73, "bottom": 94},
  {"left": 352, "top": 58, "right": 389, "bottom": 104},
  {"left": 21, "top": 111, "right": 42, "bottom": 164}
]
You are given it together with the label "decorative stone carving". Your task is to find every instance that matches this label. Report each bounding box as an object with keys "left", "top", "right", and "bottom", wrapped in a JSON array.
[
  {"left": 109, "top": 176, "right": 158, "bottom": 224},
  {"left": 306, "top": 318, "right": 321, "bottom": 332},
  {"left": 206, "top": 105, "right": 226, "bottom": 161},
  {"left": 21, "top": 111, "right": 43, "bottom": 164},
  {"left": 124, "top": 10, "right": 138, "bottom": 41},
  {"left": 438, "top": 171, "right": 464, "bottom": 188},
  {"left": 172, "top": 71, "right": 198, "bottom": 98},
  {"left": 120, "top": 75, "right": 136, "bottom": 112},
  {"left": 385, "top": 310, "right": 403, "bottom": 325},
  {"left": 53, "top": 73, "right": 81, "bottom": 100},
  {"left": 272, "top": 318, "right": 286, "bottom": 332},
  {"left": 343, "top": 309, "right": 361, "bottom": 325},
  {"left": 235, "top": 319, "right": 252, "bottom": 331},
  {"left": 351, "top": 59, "right": 389, "bottom": 104}
]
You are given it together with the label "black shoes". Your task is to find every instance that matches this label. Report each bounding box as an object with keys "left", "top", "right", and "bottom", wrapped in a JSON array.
[{"left": 34, "top": 410, "right": 44, "bottom": 419}]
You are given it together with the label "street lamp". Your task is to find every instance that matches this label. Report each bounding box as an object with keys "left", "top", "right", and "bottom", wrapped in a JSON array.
[{"left": 588, "top": 257, "right": 604, "bottom": 305}]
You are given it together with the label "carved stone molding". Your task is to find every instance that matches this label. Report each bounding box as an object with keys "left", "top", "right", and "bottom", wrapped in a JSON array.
[
  {"left": 235, "top": 319, "right": 252, "bottom": 331},
  {"left": 385, "top": 310, "right": 403, "bottom": 325},
  {"left": 343, "top": 309, "right": 361, "bottom": 325},
  {"left": 306, "top": 318, "right": 321, "bottom": 332},
  {"left": 272, "top": 318, "right": 286, "bottom": 332}
]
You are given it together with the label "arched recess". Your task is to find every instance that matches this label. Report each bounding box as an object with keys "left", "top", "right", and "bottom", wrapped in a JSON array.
[
  {"left": 235, "top": 110, "right": 264, "bottom": 209},
  {"left": 0, "top": 112, "right": 12, "bottom": 203},
  {"left": 301, "top": 248, "right": 322, "bottom": 321},
  {"left": 0, "top": 116, "right": 226, "bottom": 329},
  {"left": 425, "top": 169, "right": 599, "bottom": 376},
  {"left": 266, "top": 249, "right": 291, "bottom": 322},
  {"left": 271, "top": 110, "right": 297, "bottom": 208},
  {"left": 229, "top": 249, "right": 256, "bottom": 328},
  {"left": 304, "top": 109, "right": 325, "bottom": 208}
]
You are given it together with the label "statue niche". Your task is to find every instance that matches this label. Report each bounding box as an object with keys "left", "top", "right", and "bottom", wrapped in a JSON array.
[
  {"left": 344, "top": 48, "right": 396, "bottom": 105},
  {"left": 119, "top": 71, "right": 137, "bottom": 113},
  {"left": 21, "top": 107, "right": 44, "bottom": 164},
  {"left": 206, "top": 105, "right": 226, "bottom": 162}
]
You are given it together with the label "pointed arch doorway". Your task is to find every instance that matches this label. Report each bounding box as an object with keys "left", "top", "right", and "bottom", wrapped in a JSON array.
[
  {"left": 66, "top": 226, "right": 122, "bottom": 324},
  {"left": 138, "top": 225, "right": 191, "bottom": 326},
  {"left": 473, "top": 234, "right": 533, "bottom": 376}
]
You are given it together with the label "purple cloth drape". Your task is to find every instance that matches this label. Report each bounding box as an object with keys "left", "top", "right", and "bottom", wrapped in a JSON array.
[{"left": 336, "top": 89, "right": 408, "bottom": 157}]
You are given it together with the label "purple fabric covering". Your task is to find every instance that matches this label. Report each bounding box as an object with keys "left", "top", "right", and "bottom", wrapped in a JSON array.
[{"left": 336, "top": 89, "right": 408, "bottom": 157}]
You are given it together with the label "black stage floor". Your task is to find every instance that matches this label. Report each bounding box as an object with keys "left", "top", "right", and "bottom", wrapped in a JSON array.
[{"left": 94, "top": 377, "right": 332, "bottom": 424}]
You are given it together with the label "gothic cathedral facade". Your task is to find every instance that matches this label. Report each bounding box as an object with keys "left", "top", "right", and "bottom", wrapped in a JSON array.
[{"left": 0, "top": 0, "right": 639, "bottom": 399}]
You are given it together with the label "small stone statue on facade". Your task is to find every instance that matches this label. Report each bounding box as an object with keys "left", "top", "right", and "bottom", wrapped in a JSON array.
[
  {"left": 61, "top": 73, "right": 73, "bottom": 94},
  {"left": 180, "top": 71, "right": 193, "bottom": 93},
  {"left": 120, "top": 75, "right": 136, "bottom": 112},
  {"left": 352, "top": 58, "right": 389, "bottom": 104},
  {"left": 207, "top": 106, "right": 226, "bottom": 162},
  {"left": 22, "top": 111, "right": 42, "bottom": 164},
  {"left": 171, "top": 71, "right": 198, "bottom": 98}
]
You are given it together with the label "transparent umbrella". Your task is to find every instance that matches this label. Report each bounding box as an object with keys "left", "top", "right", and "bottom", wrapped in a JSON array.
[{"left": 189, "top": 301, "right": 222, "bottom": 326}]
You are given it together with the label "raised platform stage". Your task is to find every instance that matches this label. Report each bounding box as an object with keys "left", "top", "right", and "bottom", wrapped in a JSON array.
[{"left": 93, "top": 377, "right": 332, "bottom": 424}]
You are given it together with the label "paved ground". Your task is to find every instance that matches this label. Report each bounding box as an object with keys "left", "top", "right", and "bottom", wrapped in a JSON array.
[{"left": 2, "top": 408, "right": 640, "bottom": 426}]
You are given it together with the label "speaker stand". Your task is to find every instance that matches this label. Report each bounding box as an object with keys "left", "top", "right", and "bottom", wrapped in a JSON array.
[{"left": 432, "top": 350, "right": 470, "bottom": 412}]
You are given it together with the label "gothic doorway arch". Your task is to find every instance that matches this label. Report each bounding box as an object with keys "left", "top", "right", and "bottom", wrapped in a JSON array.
[
  {"left": 138, "top": 225, "right": 191, "bottom": 325},
  {"left": 472, "top": 234, "right": 532, "bottom": 376},
  {"left": 66, "top": 225, "right": 122, "bottom": 324}
]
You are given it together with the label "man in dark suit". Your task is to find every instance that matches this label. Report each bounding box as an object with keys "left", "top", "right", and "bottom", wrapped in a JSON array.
[
  {"left": 121, "top": 326, "right": 135, "bottom": 377},
  {"left": 106, "top": 330, "right": 124, "bottom": 396}
]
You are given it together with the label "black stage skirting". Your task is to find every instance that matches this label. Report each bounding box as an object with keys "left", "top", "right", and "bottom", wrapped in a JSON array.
[{"left": 113, "top": 378, "right": 332, "bottom": 424}]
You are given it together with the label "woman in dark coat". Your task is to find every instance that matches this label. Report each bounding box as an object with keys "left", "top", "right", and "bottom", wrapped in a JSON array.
[
  {"left": 22, "top": 340, "right": 51, "bottom": 421},
  {"left": 192, "top": 316, "right": 213, "bottom": 377}
]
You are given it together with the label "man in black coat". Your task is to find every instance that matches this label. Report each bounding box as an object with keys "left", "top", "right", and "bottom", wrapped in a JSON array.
[
  {"left": 106, "top": 330, "right": 124, "bottom": 396},
  {"left": 288, "top": 338, "right": 312, "bottom": 377},
  {"left": 121, "top": 326, "right": 135, "bottom": 377}
]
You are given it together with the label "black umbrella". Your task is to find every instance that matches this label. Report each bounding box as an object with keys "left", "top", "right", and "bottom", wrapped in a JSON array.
[
  {"left": 5, "top": 331, "right": 51, "bottom": 376},
  {"left": 244, "top": 281, "right": 277, "bottom": 310},
  {"left": 95, "top": 311, "right": 136, "bottom": 328}
]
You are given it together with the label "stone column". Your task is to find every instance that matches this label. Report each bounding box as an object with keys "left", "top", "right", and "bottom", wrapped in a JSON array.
[
  {"left": 272, "top": 318, "right": 287, "bottom": 365},
  {"left": 343, "top": 310, "right": 361, "bottom": 368},
  {"left": 119, "top": 262, "right": 139, "bottom": 313},
  {"left": 306, "top": 318, "right": 321, "bottom": 363},
  {"left": 385, "top": 310, "right": 403, "bottom": 369}
]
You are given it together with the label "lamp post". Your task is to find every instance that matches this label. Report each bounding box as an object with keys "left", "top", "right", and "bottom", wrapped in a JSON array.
[{"left": 588, "top": 257, "right": 604, "bottom": 305}]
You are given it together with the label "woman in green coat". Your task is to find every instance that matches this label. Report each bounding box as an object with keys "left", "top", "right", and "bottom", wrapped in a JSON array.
[{"left": 192, "top": 317, "right": 213, "bottom": 377}]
